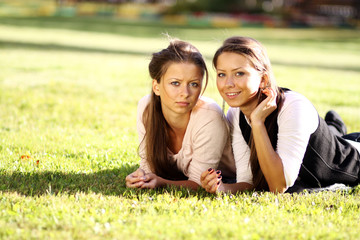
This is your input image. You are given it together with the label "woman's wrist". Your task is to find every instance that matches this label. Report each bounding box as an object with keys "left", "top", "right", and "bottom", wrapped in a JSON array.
[
  {"left": 156, "top": 176, "right": 166, "bottom": 187},
  {"left": 217, "top": 182, "right": 227, "bottom": 193},
  {"left": 249, "top": 112, "right": 265, "bottom": 126},
  {"left": 250, "top": 118, "right": 265, "bottom": 129}
]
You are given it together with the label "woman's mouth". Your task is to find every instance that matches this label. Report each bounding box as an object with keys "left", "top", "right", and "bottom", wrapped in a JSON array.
[
  {"left": 225, "top": 92, "right": 240, "bottom": 99},
  {"left": 176, "top": 102, "right": 190, "bottom": 107}
]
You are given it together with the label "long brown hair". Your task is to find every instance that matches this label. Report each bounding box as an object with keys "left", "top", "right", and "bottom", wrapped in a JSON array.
[
  {"left": 213, "top": 36, "right": 285, "bottom": 190},
  {"left": 141, "top": 39, "right": 208, "bottom": 180}
]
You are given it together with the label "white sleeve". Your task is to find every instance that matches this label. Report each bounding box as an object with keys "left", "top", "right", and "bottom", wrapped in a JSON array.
[
  {"left": 277, "top": 92, "right": 318, "bottom": 189},
  {"left": 136, "top": 95, "right": 152, "bottom": 173},
  {"left": 227, "top": 107, "right": 253, "bottom": 184}
]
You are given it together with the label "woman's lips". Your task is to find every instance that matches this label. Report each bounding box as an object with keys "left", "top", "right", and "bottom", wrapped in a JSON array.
[
  {"left": 225, "top": 92, "right": 240, "bottom": 99},
  {"left": 176, "top": 101, "right": 190, "bottom": 107}
]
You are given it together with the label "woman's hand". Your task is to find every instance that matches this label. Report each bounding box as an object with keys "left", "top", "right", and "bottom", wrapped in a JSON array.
[
  {"left": 126, "top": 169, "right": 164, "bottom": 189},
  {"left": 127, "top": 170, "right": 198, "bottom": 190},
  {"left": 250, "top": 88, "right": 277, "bottom": 125},
  {"left": 125, "top": 168, "right": 146, "bottom": 188},
  {"left": 140, "top": 173, "right": 165, "bottom": 189},
  {"left": 200, "top": 168, "right": 222, "bottom": 194}
]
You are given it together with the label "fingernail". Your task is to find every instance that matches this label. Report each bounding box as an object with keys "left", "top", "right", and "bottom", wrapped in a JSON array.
[
  {"left": 217, "top": 181, "right": 221, "bottom": 185},
  {"left": 217, "top": 175, "right": 222, "bottom": 179},
  {"left": 208, "top": 168, "right": 212, "bottom": 172},
  {"left": 216, "top": 170, "right": 221, "bottom": 175}
]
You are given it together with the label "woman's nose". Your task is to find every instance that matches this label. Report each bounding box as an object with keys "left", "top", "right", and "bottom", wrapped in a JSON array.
[
  {"left": 181, "top": 85, "right": 190, "bottom": 96},
  {"left": 225, "top": 76, "right": 235, "bottom": 87}
]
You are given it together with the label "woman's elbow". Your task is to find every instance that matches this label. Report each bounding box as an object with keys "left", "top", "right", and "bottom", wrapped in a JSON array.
[
  {"left": 269, "top": 186, "right": 286, "bottom": 193},
  {"left": 268, "top": 179, "right": 287, "bottom": 193}
]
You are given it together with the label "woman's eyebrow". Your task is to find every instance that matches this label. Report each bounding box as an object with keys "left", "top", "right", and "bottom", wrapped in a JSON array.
[{"left": 217, "top": 67, "right": 244, "bottom": 71}]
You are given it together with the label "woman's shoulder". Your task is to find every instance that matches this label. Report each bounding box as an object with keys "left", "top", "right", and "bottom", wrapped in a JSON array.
[
  {"left": 138, "top": 94, "right": 151, "bottom": 106},
  {"left": 284, "top": 90, "right": 312, "bottom": 105},
  {"left": 280, "top": 90, "right": 319, "bottom": 130},
  {"left": 226, "top": 107, "right": 240, "bottom": 126},
  {"left": 193, "top": 96, "right": 224, "bottom": 117},
  {"left": 137, "top": 94, "right": 151, "bottom": 113},
  {"left": 188, "top": 97, "right": 230, "bottom": 139},
  {"left": 282, "top": 90, "right": 317, "bottom": 114},
  {"left": 189, "top": 97, "right": 228, "bottom": 130}
]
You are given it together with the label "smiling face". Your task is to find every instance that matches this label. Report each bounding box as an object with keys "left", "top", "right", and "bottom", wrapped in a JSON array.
[
  {"left": 152, "top": 62, "right": 203, "bottom": 118},
  {"left": 215, "top": 52, "right": 266, "bottom": 110}
]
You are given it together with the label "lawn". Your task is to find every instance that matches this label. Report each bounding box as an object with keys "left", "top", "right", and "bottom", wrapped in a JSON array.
[{"left": 0, "top": 16, "right": 360, "bottom": 239}]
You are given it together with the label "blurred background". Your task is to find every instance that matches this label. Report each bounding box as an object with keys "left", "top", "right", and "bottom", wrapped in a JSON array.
[{"left": 0, "top": 0, "right": 359, "bottom": 28}]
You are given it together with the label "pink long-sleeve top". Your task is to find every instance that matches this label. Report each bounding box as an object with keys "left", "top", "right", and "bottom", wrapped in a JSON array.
[{"left": 137, "top": 95, "right": 236, "bottom": 185}]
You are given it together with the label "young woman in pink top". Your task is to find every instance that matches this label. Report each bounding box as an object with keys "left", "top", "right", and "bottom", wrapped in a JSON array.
[{"left": 125, "top": 39, "right": 235, "bottom": 191}]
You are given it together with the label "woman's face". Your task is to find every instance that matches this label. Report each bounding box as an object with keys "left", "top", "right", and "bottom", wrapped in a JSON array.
[
  {"left": 153, "top": 62, "right": 203, "bottom": 117},
  {"left": 215, "top": 52, "right": 263, "bottom": 109}
]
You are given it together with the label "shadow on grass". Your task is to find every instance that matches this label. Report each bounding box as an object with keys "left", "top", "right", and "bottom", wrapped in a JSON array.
[
  {"left": 0, "top": 164, "right": 211, "bottom": 198},
  {"left": 2, "top": 16, "right": 360, "bottom": 42},
  {"left": 2, "top": 39, "right": 360, "bottom": 72},
  {"left": 0, "top": 40, "right": 151, "bottom": 56},
  {"left": 0, "top": 164, "right": 133, "bottom": 196},
  {"left": 1, "top": 165, "right": 359, "bottom": 197}
]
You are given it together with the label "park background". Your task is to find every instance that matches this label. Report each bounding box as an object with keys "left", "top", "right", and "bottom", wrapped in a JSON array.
[{"left": 1, "top": 0, "right": 360, "bottom": 239}]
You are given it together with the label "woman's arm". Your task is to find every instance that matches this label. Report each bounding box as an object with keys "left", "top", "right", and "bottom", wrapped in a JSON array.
[
  {"left": 250, "top": 88, "right": 286, "bottom": 193},
  {"left": 251, "top": 121, "right": 286, "bottom": 193},
  {"left": 126, "top": 168, "right": 200, "bottom": 190},
  {"left": 140, "top": 174, "right": 200, "bottom": 191},
  {"left": 186, "top": 100, "right": 235, "bottom": 186}
]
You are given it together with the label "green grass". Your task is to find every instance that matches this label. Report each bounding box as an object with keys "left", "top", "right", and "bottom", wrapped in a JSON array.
[{"left": 0, "top": 16, "right": 360, "bottom": 239}]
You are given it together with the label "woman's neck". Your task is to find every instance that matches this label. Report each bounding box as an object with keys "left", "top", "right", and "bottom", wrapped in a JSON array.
[
  {"left": 164, "top": 112, "right": 190, "bottom": 135},
  {"left": 163, "top": 111, "right": 191, "bottom": 154},
  {"left": 240, "top": 99, "right": 258, "bottom": 120}
]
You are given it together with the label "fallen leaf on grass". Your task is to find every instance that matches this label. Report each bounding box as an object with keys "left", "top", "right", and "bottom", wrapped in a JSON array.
[{"left": 20, "top": 155, "right": 31, "bottom": 160}]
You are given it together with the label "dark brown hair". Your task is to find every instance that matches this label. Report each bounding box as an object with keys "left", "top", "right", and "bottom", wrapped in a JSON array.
[
  {"left": 142, "top": 39, "right": 208, "bottom": 180},
  {"left": 213, "top": 36, "right": 285, "bottom": 190}
]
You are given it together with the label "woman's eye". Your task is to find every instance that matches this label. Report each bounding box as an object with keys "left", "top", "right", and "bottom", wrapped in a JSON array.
[
  {"left": 171, "top": 81, "right": 180, "bottom": 86},
  {"left": 217, "top": 73, "right": 225, "bottom": 77},
  {"left": 190, "top": 82, "right": 199, "bottom": 87},
  {"left": 235, "top": 72, "right": 244, "bottom": 77}
]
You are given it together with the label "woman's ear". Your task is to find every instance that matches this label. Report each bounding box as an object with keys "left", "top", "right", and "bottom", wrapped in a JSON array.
[
  {"left": 260, "top": 74, "right": 269, "bottom": 89},
  {"left": 152, "top": 79, "right": 160, "bottom": 96}
]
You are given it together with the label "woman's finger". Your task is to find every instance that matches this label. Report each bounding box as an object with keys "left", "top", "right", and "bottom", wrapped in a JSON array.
[
  {"left": 126, "top": 175, "right": 141, "bottom": 184},
  {"left": 203, "top": 173, "right": 220, "bottom": 192},
  {"left": 201, "top": 168, "right": 215, "bottom": 186},
  {"left": 209, "top": 180, "right": 221, "bottom": 193},
  {"left": 207, "top": 177, "right": 218, "bottom": 189},
  {"left": 202, "top": 174, "right": 212, "bottom": 188},
  {"left": 126, "top": 180, "right": 144, "bottom": 188},
  {"left": 201, "top": 168, "right": 214, "bottom": 180},
  {"left": 133, "top": 168, "right": 146, "bottom": 178},
  {"left": 140, "top": 181, "right": 154, "bottom": 189}
]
